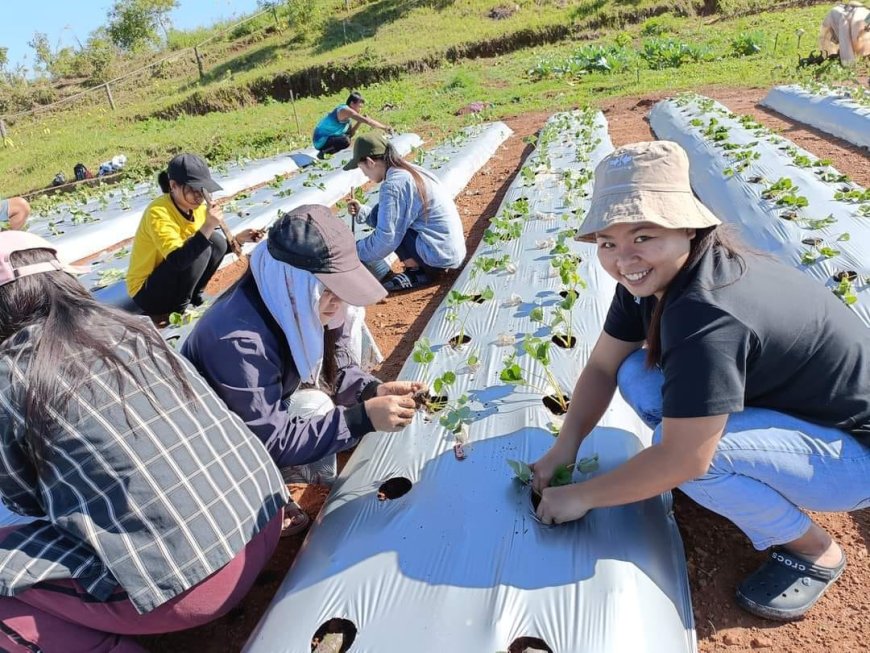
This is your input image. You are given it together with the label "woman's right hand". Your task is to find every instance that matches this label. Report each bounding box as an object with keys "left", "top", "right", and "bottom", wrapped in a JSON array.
[
  {"left": 347, "top": 199, "right": 361, "bottom": 217},
  {"left": 205, "top": 203, "right": 223, "bottom": 229},
  {"left": 364, "top": 394, "right": 417, "bottom": 432},
  {"left": 530, "top": 440, "right": 580, "bottom": 495}
]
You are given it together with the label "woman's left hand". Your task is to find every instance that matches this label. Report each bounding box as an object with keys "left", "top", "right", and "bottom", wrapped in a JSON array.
[
  {"left": 536, "top": 484, "right": 590, "bottom": 525},
  {"left": 236, "top": 228, "right": 264, "bottom": 244},
  {"left": 377, "top": 381, "right": 426, "bottom": 397}
]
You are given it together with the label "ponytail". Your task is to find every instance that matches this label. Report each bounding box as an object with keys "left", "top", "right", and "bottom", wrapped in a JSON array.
[
  {"left": 382, "top": 143, "right": 430, "bottom": 220},
  {"left": 157, "top": 170, "right": 171, "bottom": 194}
]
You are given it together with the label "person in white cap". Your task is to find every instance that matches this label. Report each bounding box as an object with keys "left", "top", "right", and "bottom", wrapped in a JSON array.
[
  {"left": 0, "top": 231, "right": 287, "bottom": 651},
  {"left": 531, "top": 141, "right": 870, "bottom": 621}
]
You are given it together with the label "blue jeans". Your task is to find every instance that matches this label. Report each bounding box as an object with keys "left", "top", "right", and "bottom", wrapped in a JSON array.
[{"left": 617, "top": 350, "right": 870, "bottom": 550}]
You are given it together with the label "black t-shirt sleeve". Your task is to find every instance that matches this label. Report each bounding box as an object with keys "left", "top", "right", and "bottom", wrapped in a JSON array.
[
  {"left": 660, "top": 301, "right": 754, "bottom": 418},
  {"left": 603, "top": 284, "right": 647, "bottom": 342}
]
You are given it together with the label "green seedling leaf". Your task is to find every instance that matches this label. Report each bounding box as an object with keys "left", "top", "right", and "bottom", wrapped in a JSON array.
[
  {"left": 576, "top": 454, "right": 600, "bottom": 473},
  {"left": 550, "top": 463, "right": 575, "bottom": 487},
  {"left": 530, "top": 306, "right": 545, "bottom": 323},
  {"left": 507, "top": 459, "right": 533, "bottom": 485}
]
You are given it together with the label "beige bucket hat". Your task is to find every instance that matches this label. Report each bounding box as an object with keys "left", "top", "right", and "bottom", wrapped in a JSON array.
[{"left": 575, "top": 141, "right": 721, "bottom": 243}]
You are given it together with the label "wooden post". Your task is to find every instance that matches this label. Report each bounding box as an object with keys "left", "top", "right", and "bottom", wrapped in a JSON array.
[
  {"left": 194, "top": 46, "right": 205, "bottom": 80},
  {"left": 289, "top": 88, "right": 301, "bottom": 136},
  {"left": 104, "top": 83, "right": 116, "bottom": 111},
  {"left": 0, "top": 120, "right": 7, "bottom": 141}
]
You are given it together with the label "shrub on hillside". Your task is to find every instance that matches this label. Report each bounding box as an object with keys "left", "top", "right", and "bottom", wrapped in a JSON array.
[
  {"left": 730, "top": 30, "right": 765, "bottom": 57},
  {"left": 641, "top": 14, "right": 680, "bottom": 36},
  {"left": 640, "top": 37, "right": 714, "bottom": 69},
  {"left": 528, "top": 44, "right": 632, "bottom": 80}
]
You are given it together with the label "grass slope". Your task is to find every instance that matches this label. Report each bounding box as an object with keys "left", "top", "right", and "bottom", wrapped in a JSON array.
[{"left": 0, "top": 1, "right": 854, "bottom": 196}]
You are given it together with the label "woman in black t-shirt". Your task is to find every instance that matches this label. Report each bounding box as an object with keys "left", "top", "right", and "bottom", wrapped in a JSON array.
[{"left": 531, "top": 141, "right": 870, "bottom": 621}]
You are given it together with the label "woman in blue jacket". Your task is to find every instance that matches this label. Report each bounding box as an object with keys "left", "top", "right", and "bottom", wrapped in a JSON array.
[
  {"left": 345, "top": 133, "right": 466, "bottom": 292},
  {"left": 182, "top": 205, "right": 423, "bottom": 535}
]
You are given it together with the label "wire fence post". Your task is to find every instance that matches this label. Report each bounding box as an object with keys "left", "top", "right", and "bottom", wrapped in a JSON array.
[
  {"left": 0, "top": 120, "right": 8, "bottom": 142},
  {"left": 194, "top": 46, "right": 205, "bottom": 80},
  {"left": 289, "top": 88, "right": 301, "bottom": 136},
  {"left": 103, "top": 83, "right": 117, "bottom": 111}
]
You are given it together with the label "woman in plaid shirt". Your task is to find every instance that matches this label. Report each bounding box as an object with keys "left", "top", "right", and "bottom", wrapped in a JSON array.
[{"left": 0, "top": 232, "right": 288, "bottom": 652}]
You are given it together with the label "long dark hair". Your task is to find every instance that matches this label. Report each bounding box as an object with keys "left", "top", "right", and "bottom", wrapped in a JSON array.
[
  {"left": 157, "top": 170, "right": 171, "bottom": 193},
  {"left": 645, "top": 225, "right": 749, "bottom": 367},
  {"left": 381, "top": 143, "right": 430, "bottom": 220},
  {"left": 0, "top": 248, "right": 194, "bottom": 468}
]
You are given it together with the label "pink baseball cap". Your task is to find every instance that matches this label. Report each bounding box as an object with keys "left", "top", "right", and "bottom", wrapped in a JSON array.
[{"left": 0, "top": 231, "right": 87, "bottom": 287}]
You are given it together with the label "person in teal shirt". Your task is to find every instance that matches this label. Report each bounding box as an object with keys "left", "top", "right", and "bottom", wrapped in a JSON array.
[{"left": 312, "top": 91, "right": 392, "bottom": 158}]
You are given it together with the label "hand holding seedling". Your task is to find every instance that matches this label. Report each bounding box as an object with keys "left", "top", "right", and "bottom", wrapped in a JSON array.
[
  {"left": 529, "top": 441, "right": 581, "bottom": 495},
  {"left": 535, "top": 483, "right": 590, "bottom": 525},
  {"left": 365, "top": 394, "right": 417, "bottom": 431},
  {"left": 377, "top": 380, "right": 427, "bottom": 397},
  {"left": 235, "top": 228, "right": 264, "bottom": 244}
]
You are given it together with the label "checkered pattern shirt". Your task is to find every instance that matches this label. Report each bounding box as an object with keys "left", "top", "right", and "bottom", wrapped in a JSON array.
[{"left": 0, "top": 325, "right": 288, "bottom": 614}]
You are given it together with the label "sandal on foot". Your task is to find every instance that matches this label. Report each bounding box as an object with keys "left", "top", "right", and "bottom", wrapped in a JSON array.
[
  {"left": 280, "top": 502, "right": 311, "bottom": 538},
  {"left": 382, "top": 268, "right": 432, "bottom": 292},
  {"left": 735, "top": 547, "right": 846, "bottom": 621}
]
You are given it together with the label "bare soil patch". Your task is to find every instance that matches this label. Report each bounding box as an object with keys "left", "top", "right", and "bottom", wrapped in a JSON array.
[{"left": 140, "top": 92, "right": 868, "bottom": 652}]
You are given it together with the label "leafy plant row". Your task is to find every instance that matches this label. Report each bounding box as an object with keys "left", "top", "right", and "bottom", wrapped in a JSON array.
[{"left": 657, "top": 93, "right": 868, "bottom": 312}]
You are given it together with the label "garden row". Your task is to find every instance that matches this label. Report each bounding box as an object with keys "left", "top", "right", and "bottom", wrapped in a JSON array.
[
  {"left": 761, "top": 83, "right": 870, "bottom": 150},
  {"left": 157, "top": 122, "right": 513, "bottom": 360},
  {"left": 650, "top": 93, "right": 870, "bottom": 328},
  {"left": 81, "top": 133, "right": 422, "bottom": 305},
  {"left": 244, "top": 111, "right": 695, "bottom": 653},
  {"left": 27, "top": 148, "right": 320, "bottom": 260}
]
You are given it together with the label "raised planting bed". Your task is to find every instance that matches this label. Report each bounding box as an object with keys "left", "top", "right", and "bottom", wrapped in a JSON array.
[
  {"left": 243, "top": 110, "right": 696, "bottom": 653},
  {"left": 37, "top": 148, "right": 317, "bottom": 264},
  {"left": 150, "top": 124, "right": 511, "bottom": 358},
  {"left": 650, "top": 93, "right": 870, "bottom": 328},
  {"left": 761, "top": 84, "right": 870, "bottom": 150}
]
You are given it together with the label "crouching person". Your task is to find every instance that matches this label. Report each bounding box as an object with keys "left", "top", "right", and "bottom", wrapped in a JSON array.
[
  {"left": 126, "top": 153, "right": 261, "bottom": 320},
  {"left": 182, "top": 205, "right": 423, "bottom": 536},
  {"left": 0, "top": 232, "right": 287, "bottom": 653},
  {"left": 819, "top": 2, "right": 870, "bottom": 64},
  {"left": 0, "top": 196, "right": 30, "bottom": 231}
]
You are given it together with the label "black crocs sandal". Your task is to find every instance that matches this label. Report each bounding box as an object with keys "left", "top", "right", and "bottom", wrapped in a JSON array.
[
  {"left": 382, "top": 268, "right": 432, "bottom": 292},
  {"left": 735, "top": 547, "right": 846, "bottom": 621}
]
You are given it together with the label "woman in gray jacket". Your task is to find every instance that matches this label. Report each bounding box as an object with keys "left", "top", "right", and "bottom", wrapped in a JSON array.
[{"left": 345, "top": 134, "right": 466, "bottom": 292}]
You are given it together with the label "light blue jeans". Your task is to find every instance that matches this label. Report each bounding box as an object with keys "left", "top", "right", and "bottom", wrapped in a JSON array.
[{"left": 617, "top": 350, "right": 870, "bottom": 550}]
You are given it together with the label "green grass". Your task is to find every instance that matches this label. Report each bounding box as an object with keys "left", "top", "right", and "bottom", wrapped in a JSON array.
[{"left": 0, "top": 2, "right": 858, "bottom": 195}]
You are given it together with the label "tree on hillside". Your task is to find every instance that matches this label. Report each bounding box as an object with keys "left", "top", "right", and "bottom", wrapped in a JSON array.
[
  {"left": 28, "top": 32, "right": 55, "bottom": 74},
  {"left": 0, "top": 48, "right": 7, "bottom": 71},
  {"left": 107, "top": 0, "right": 179, "bottom": 51}
]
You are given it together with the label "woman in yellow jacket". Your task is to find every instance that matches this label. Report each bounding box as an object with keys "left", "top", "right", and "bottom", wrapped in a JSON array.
[{"left": 126, "top": 153, "right": 260, "bottom": 318}]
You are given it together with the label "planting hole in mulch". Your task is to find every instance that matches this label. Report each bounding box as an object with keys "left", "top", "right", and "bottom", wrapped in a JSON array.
[
  {"left": 802, "top": 237, "right": 823, "bottom": 247},
  {"left": 551, "top": 334, "right": 577, "bottom": 349},
  {"left": 449, "top": 333, "right": 472, "bottom": 348},
  {"left": 377, "top": 477, "right": 412, "bottom": 501},
  {"left": 542, "top": 394, "right": 570, "bottom": 415},
  {"left": 310, "top": 618, "right": 357, "bottom": 653},
  {"left": 508, "top": 636, "right": 554, "bottom": 653},
  {"left": 833, "top": 270, "right": 858, "bottom": 282},
  {"left": 779, "top": 210, "right": 799, "bottom": 221},
  {"left": 469, "top": 293, "right": 488, "bottom": 304}
]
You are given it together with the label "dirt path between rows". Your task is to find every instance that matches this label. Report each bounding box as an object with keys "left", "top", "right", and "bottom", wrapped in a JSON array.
[{"left": 142, "top": 86, "right": 868, "bottom": 653}]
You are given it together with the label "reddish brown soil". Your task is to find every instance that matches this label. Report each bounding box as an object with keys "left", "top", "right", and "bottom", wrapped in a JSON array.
[{"left": 140, "top": 90, "right": 869, "bottom": 652}]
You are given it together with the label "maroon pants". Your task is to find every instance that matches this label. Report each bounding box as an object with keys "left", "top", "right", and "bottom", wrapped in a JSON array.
[{"left": 0, "top": 511, "right": 282, "bottom": 652}]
